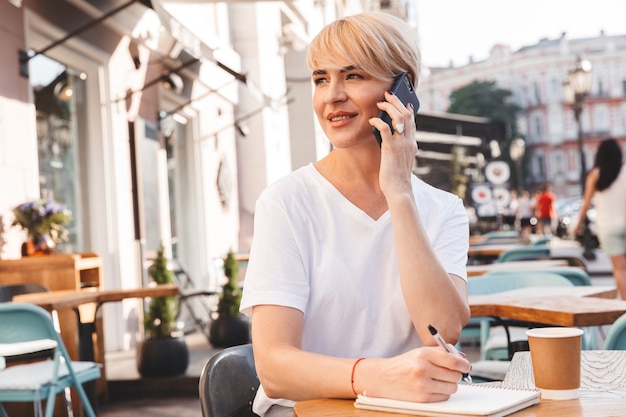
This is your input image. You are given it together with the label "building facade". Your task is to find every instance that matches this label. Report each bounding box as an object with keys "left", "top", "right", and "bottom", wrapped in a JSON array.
[
  {"left": 0, "top": 0, "right": 430, "bottom": 355},
  {"left": 417, "top": 32, "right": 626, "bottom": 198},
  {"left": 0, "top": 0, "right": 349, "bottom": 351}
]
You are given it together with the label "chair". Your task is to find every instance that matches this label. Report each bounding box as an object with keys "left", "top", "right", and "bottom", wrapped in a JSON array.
[
  {"left": 549, "top": 254, "right": 589, "bottom": 272},
  {"left": 466, "top": 272, "right": 575, "bottom": 382},
  {"left": 467, "top": 272, "right": 574, "bottom": 360},
  {"left": 0, "top": 303, "right": 100, "bottom": 417},
  {"left": 199, "top": 343, "right": 259, "bottom": 417},
  {"left": 530, "top": 236, "right": 552, "bottom": 246},
  {"left": 603, "top": 312, "right": 626, "bottom": 350},
  {"left": 0, "top": 283, "right": 50, "bottom": 303},
  {"left": 496, "top": 245, "right": 551, "bottom": 263},
  {"left": 496, "top": 246, "right": 590, "bottom": 272},
  {"left": 0, "top": 284, "right": 55, "bottom": 363},
  {"left": 171, "top": 260, "right": 219, "bottom": 339},
  {"left": 485, "top": 268, "right": 592, "bottom": 287}
]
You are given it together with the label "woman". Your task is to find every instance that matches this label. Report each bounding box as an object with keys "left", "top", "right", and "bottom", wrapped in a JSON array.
[
  {"left": 240, "top": 12, "right": 471, "bottom": 417},
  {"left": 575, "top": 138, "right": 626, "bottom": 299}
]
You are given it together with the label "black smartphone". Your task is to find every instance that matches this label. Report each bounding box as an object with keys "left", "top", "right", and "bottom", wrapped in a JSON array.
[{"left": 372, "top": 72, "right": 420, "bottom": 146}]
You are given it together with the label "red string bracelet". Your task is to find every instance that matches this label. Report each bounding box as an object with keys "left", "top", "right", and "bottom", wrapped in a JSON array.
[{"left": 351, "top": 358, "right": 366, "bottom": 396}]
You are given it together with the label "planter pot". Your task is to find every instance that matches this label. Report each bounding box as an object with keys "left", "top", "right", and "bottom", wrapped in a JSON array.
[
  {"left": 137, "top": 335, "right": 189, "bottom": 378},
  {"left": 209, "top": 315, "right": 250, "bottom": 348}
]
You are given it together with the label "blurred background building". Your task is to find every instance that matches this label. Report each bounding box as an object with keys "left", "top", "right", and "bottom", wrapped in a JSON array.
[{"left": 418, "top": 31, "right": 626, "bottom": 198}]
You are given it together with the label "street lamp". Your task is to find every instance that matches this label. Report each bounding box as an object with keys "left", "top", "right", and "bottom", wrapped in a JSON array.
[
  {"left": 509, "top": 138, "right": 526, "bottom": 193},
  {"left": 563, "top": 56, "right": 595, "bottom": 260}
]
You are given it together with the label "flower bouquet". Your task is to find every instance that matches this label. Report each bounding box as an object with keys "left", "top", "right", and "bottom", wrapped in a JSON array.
[{"left": 12, "top": 199, "right": 72, "bottom": 255}]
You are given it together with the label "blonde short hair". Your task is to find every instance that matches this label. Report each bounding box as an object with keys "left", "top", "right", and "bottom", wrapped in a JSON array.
[{"left": 307, "top": 12, "right": 421, "bottom": 85}]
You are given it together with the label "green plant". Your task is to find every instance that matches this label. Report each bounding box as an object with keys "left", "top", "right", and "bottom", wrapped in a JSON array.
[
  {"left": 12, "top": 198, "right": 72, "bottom": 244},
  {"left": 216, "top": 250, "right": 241, "bottom": 318},
  {"left": 144, "top": 243, "right": 178, "bottom": 339}
]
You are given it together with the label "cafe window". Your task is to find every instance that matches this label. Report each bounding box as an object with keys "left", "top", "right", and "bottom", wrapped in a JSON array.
[
  {"left": 162, "top": 113, "right": 189, "bottom": 260},
  {"left": 140, "top": 120, "right": 163, "bottom": 256},
  {"left": 31, "top": 54, "right": 88, "bottom": 253}
]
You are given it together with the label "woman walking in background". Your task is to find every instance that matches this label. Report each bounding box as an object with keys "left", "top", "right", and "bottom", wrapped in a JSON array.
[{"left": 575, "top": 138, "right": 626, "bottom": 299}]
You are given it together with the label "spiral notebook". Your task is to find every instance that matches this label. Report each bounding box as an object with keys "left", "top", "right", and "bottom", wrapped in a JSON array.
[{"left": 354, "top": 384, "right": 540, "bottom": 417}]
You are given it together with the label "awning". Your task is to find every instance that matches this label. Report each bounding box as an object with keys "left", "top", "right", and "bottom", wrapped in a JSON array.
[
  {"left": 416, "top": 130, "right": 483, "bottom": 147},
  {"left": 20, "top": 0, "right": 246, "bottom": 83},
  {"left": 104, "top": 0, "right": 245, "bottom": 80}
]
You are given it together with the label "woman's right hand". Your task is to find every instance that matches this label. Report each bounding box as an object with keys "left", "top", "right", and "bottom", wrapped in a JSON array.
[{"left": 353, "top": 346, "right": 471, "bottom": 402}]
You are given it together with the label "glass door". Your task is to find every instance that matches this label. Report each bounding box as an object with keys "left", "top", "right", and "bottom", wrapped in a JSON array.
[{"left": 31, "top": 54, "right": 88, "bottom": 253}]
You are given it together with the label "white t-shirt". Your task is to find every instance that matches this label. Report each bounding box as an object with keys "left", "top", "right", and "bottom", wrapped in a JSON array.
[
  {"left": 595, "top": 164, "right": 626, "bottom": 229},
  {"left": 240, "top": 163, "right": 469, "bottom": 415}
]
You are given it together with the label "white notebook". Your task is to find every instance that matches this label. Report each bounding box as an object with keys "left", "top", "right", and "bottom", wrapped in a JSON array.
[{"left": 354, "top": 384, "right": 540, "bottom": 417}]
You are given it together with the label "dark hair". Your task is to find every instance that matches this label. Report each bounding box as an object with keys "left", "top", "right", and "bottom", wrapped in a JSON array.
[{"left": 594, "top": 138, "right": 623, "bottom": 191}]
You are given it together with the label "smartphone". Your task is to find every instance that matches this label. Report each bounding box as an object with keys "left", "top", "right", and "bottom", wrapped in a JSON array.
[{"left": 372, "top": 72, "right": 420, "bottom": 146}]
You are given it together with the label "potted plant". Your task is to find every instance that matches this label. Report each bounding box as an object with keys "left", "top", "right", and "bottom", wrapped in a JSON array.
[
  {"left": 209, "top": 250, "right": 250, "bottom": 348},
  {"left": 12, "top": 198, "right": 72, "bottom": 256},
  {"left": 137, "top": 243, "right": 189, "bottom": 377}
]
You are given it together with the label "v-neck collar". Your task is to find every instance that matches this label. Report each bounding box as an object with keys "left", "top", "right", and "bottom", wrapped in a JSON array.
[{"left": 307, "top": 164, "right": 391, "bottom": 225}]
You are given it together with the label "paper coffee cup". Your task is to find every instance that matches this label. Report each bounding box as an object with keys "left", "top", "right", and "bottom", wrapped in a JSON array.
[{"left": 526, "top": 327, "right": 583, "bottom": 400}]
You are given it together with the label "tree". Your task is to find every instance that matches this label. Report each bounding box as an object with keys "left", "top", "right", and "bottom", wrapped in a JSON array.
[
  {"left": 216, "top": 250, "right": 242, "bottom": 318},
  {"left": 448, "top": 80, "right": 520, "bottom": 138},
  {"left": 448, "top": 81, "right": 525, "bottom": 189},
  {"left": 144, "top": 243, "right": 178, "bottom": 339}
]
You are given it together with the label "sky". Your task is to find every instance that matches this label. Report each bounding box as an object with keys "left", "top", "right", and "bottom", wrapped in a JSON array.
[{"left": 416, "top": 0, "right": 626, "bottom": 68}]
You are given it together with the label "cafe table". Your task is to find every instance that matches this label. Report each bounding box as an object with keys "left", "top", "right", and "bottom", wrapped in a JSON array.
[
  {"left": 468, "top": 285, "right": 626, "bottom": 327},
  {"left": 13, "top": 283, "right": 180, "bottom": 397},
  {"left": 466, "top": 259, "right": 570, "bottom": 277},
  {"left": 293, "top": 350, "right": 626, "bottom": 416},
  {"left": 13, "top": 283, "right": 180, "bottom": 357},
  {"left": 467, "top": 243, "right": 524, "bottom": 259}
]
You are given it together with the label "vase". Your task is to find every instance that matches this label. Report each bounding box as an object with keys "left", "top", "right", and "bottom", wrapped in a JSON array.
[
  {"left": 21, "top": 235, "right": 55, "bottom": 257},
  {"left": 21, "top": 240, "right": 37, "bottom": 256}
]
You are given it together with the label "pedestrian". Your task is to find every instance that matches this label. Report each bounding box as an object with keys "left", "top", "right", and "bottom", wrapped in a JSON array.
[
  {"left": 517, "top": 190, "right": 535, "bottom": 239},
  {"left": 239, "top": 12, "right": 470, "bottom": 417},
  {"left": 575, "top": 138, "right": 626, "bottom": 299},
  {"left": 502, "top": 189, "right": 519, "bottom": 231},
  {"left": 535, "top": 184, "right": 556, "bottom": 236}
]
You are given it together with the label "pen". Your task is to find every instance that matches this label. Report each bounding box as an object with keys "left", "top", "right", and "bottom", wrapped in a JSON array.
[{"left": 428, "top": 324, "right": 472, "bottom": 384}]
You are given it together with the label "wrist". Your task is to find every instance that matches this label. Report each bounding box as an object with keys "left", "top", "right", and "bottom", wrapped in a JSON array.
[{"left": 351, "top": 358, "right": 366, "bottom": 396}]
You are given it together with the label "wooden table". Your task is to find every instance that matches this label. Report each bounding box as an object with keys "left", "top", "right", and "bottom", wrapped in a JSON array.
[
  {"left": 469, "top": 235, "right": 524, "bottom": 246},
  {"left": 294, "top": 351, "right": 626, "bottom": 416},
  {"left": 14, "top": 283, "right": 179, "bottom": 311},
  {"left": 468, "top": 243, "right": 524, "bottom": 258},
  {"left": 14, "top": 284, "right": 180, "bottom": 397},
  {"left": 466, "top": 260, "right": 570, "bottom": 277},
  {"left": 468, "top": 286, "right": 626, "bottom": 327}
]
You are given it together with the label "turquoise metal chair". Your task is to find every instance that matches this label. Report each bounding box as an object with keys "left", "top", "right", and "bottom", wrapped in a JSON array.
[
  {"left": 485, "top": 268, "right": 592, "bottom": 287},
  {"left": 466, "top": 272, "right": 574, "bottom": 361},
  {"left": 477, "top": 268, "right": 601, "bottom": 349},
  {"left": 603, "top": 312, "right": 626, "bottom": 350},
  {"left": 465, "top": 272, "right": 575, "bottom": 382},
  {"left": 0, "top": 303, "right": 100, "bottom": 417},
  {"left": 496, "top": 245, "right": 551, "bottom": 263},
  {"left": 531, "top": 236, "right": 552, "bottom": 246}
]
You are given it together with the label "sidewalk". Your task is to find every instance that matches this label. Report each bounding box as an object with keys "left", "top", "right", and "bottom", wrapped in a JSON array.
[{"left": 100, "top": 331, "right": 212, "bottom": 416}]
